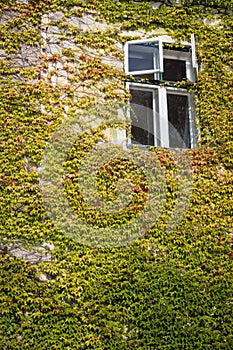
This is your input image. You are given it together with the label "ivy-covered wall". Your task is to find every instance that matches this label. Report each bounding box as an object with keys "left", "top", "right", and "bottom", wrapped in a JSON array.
[{"left": 0, "top": 0, "right": 232, "bottom": 349}]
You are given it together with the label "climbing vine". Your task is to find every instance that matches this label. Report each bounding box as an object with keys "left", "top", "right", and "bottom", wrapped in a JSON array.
[{"left": 0, "top": 0, "right": 232, "bottom": 349}]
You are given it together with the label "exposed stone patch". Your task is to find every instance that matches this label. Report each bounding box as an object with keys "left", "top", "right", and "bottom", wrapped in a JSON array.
[{"left": 0, "top": 241, "right": 54, "bottom": 263}]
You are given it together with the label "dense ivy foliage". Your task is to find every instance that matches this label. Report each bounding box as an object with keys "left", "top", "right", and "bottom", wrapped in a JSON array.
[{"left": 0, "top": 0, "right": 232, "bottom": 349}]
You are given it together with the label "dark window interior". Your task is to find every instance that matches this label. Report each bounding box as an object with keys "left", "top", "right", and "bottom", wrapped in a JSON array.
[
  {"left": 167, "top": 94, "right": 190, "bottom": 148},
  {"left": 163, "top": 59, "right": 186, "bottom": 82},
  {"left": 130, "top": 89, "right": 154, "bottom": 146}
]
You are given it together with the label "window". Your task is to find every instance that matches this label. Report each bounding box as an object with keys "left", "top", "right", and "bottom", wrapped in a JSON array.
[{"left": 124, "top": 36, "right": 198, "bottom": 148}]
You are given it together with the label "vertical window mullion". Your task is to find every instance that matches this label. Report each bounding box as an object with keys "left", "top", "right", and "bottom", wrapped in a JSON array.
[
  {"left": 188, "top": 93, "right": 196, "bottom": 148},
  {"left": 152, "top": 89, "right": 157, "bottom": 147},
  {"left": 159, "top": 87, "right": 169, "bottom": 148},
  {"left": 152, "top": 87, "right": 160, "bottom": 147},
  {"left": 159, "top": 39, "right": 163, "bottom": 73},
  {"left": 124, "top": 42, "right": 129, "bottom": 74}
]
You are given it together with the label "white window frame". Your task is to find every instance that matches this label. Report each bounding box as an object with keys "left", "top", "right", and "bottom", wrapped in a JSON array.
[
  {"left": 127, "top": 84, "right": 159, "bottom": 147},
  {"left": 124, "top": 38, "right": 163, "bottom": 79},
  {"left": 124, "top": 36, "right": 196, "bottom": 83},
  {"left": 125, "top": 36, "right": 198, "bottom": 148},
  {"left": 126, "top": 82, "right": 197, "bottom": 149},
  {"left": 165, "top": 87, "right": 196, "bottom": 149}
]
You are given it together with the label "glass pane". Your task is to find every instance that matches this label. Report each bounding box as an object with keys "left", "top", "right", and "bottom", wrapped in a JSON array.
[
  {"left": 130, "top": 89, "right": 154, "bottom": 146},
  {"left": 167, "top": 94, "right": 190, "bottom": 148},
  {"left": 128, "top": 42, "right": 159, "bottom": 72},
  {"left": 163, "top": 59, "right": 186, "bottom": 82}
]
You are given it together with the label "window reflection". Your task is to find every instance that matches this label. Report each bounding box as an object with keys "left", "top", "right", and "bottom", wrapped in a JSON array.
[{"left": 128, "top": 43, "right": 159, "bottom": 72}]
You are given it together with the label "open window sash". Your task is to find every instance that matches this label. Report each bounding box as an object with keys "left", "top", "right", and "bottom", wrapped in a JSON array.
[
  {"left": 191, "top": 34, "right": 198, "bottom": 78},
  {"left": 124, "top": 38, "right": 163, "bottom": 76}
]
